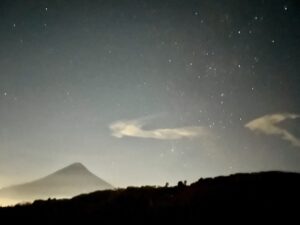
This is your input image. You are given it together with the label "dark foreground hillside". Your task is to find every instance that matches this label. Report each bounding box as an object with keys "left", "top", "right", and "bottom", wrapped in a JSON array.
[{"left": 1, "top": 171, "right": 299, "bottom": 223}]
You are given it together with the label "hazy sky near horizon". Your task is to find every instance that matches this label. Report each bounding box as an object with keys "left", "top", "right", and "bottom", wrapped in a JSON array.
[{"left": 0, "top": 0, "right": 299, "bottom": 188}]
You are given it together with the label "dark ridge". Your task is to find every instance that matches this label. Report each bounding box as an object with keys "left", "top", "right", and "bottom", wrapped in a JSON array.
[{"left": 0, "top": 171, "right": 299, "bottom": 223}]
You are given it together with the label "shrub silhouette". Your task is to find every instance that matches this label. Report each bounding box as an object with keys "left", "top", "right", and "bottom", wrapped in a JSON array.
[{"left": 0, "top": 171, "right": 299, "bottom": 224}]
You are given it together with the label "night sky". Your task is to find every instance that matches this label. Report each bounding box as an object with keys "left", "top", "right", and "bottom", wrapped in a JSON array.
[{"left": 0, "top": 0, "right": 299, "bottom": 188}]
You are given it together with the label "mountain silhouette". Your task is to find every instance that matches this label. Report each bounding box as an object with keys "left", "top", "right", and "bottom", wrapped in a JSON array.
[
  {"left": 0, "top": 171, "right": 299, "bottom": 223},
  {"left": 0, "top": 162, "right": 113, "bottom": 205}
]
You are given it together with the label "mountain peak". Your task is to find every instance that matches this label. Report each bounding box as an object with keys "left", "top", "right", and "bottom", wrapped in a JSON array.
[
  {"left": 0, "top": 163, "right": 113, "bottom": 206},
  {"left": 51, "top": 162, "right": 93, "bottom": 177},
  {"left": 65, "top": 162, "right": 87, "bottom": 170}
]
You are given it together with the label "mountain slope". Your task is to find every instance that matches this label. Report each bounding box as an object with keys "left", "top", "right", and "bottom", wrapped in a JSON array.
[
  {"left": 0, "top": 162, "right": 113, "bottom": 205},
  {"left": 0, "top": 171, "right": 299, "bottom": 223}
]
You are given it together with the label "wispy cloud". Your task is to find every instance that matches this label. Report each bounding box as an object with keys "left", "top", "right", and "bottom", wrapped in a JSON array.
[
  {"left": 245, "top": 113, "right": 300, "bottom": 147},
  {"left": 109, "top": 119, "right": 208, "bottom": 140}
]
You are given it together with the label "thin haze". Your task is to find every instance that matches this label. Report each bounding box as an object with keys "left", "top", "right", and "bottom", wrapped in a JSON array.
[{"left": 0, "top": 0, "right": 299, "bottom": 188}]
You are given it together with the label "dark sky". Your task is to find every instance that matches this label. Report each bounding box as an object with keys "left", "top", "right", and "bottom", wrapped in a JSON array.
[{"left": 0, "top": 0, "right": 299, "bottom": 188}]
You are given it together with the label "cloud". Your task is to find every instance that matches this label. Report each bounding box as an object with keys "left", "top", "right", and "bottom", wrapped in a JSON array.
[
  {"left": 109, "top": 119, "right": 208, "bottom": 140},
  {"left": 245, "top": 113, "right": 300, "bottom": 147}
]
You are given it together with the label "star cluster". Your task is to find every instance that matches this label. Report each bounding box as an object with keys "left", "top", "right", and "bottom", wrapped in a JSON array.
[{"left": 0, "top": 0, "right": 299, "bottom": 187}]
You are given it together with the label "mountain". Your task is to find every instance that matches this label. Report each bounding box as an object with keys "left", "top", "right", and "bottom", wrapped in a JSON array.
[
  {"left": 0, "top": 162, "right": 113, "bottom": 206},
  {"left": 0, "top": 171, "right": 299, "bottom": 223}
]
